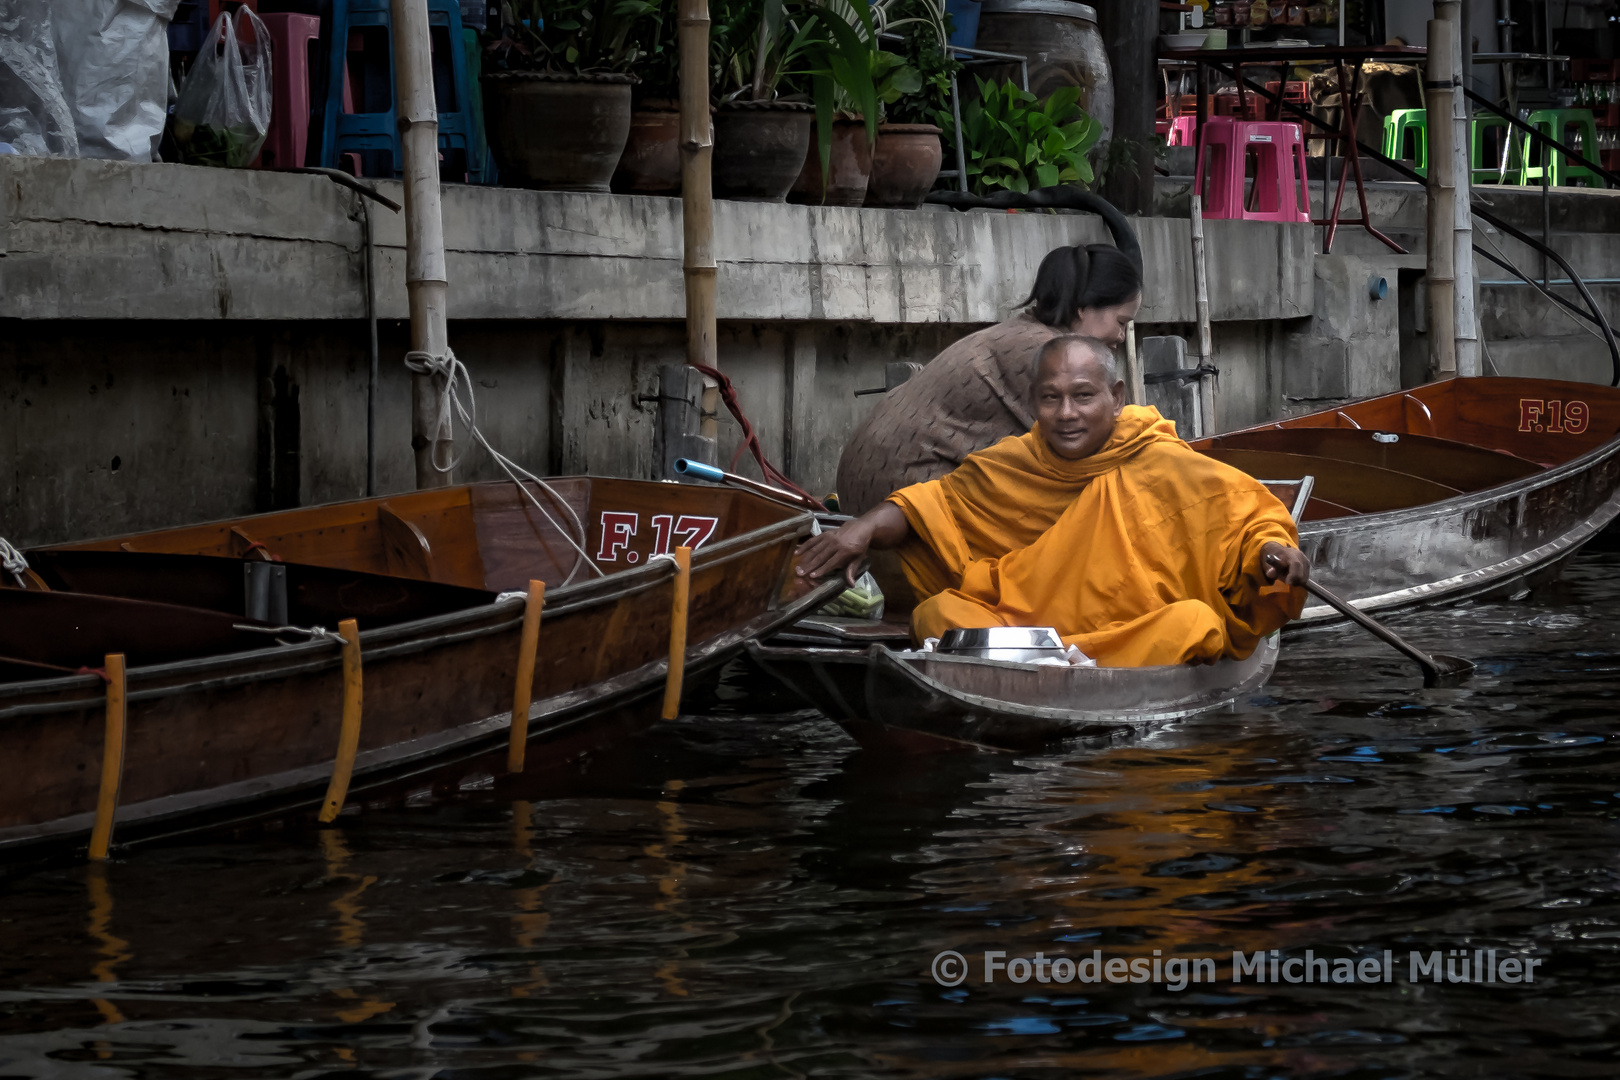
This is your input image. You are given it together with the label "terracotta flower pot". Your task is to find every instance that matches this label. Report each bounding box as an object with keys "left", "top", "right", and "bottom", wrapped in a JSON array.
[
  {"left": 481, "top": 72, "right": 634, "bottom": 192},
  {"left": 712, "top": 101, "right": 814, "bottom": 202},
  {"left": 612, "top": 98, "right": 681, "bottom": 195},
  {"left": 865, "top": 123, "right": 944, "bottom": 209},
  {"left": 790, "top": 116, "right": 873, "bottom": 207}
]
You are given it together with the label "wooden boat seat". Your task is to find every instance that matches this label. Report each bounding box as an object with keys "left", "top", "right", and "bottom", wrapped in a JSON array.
[
  {"left": 1202, "top": 449, "right": 1461, "bottom": 515},
  {"left": 0, "top": 590, "right": 280, "bottom": 673},
  {"left": 1206, "top": 427, "right": 1544, "bottom": 493},
  {"left": 27, "top": 549, "right": 497, "bottom": 630}
]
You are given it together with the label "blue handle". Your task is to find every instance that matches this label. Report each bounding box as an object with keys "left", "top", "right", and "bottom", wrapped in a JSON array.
[{"left": 674, "top": 459, "right": 726, "bottom": 483}]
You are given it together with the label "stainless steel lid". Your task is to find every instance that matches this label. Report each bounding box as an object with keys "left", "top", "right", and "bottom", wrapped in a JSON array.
[
  {"left": 937, "top": 627, "right": 1064, "bottom": 653},
  {"left": 979, "top": 0, "right": 1099, "bottom": 24}
]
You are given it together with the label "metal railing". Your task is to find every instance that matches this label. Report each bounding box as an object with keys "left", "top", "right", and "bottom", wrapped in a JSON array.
[{"left": 1202, "top": 67, "right": 1620, "bottom": 387}]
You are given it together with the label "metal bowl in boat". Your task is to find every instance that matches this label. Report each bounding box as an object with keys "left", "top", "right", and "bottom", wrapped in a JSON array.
[{"left": 936, "top": 626, "right": 1065, "bottom": 662}]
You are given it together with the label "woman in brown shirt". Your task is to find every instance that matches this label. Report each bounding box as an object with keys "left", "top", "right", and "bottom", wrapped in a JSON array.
[{"left": 835, "top": 242, "right": 1144, "bottom": 514}]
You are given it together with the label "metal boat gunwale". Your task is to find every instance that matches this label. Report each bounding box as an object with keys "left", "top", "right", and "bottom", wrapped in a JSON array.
[
  {"left": 0, "top": 506, "right": 812, "bottom": 718},
  {"left": 1295, "top": 482, "right": 1620, "bottom": 622},
  {"left": 867, "top": 638, "right": 1280, "bottom": 725},
  {"left": 0, "top": 577, "right": 845, "bottom": 852}
]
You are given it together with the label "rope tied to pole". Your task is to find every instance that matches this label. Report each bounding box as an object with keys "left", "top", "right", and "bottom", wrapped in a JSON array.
[
  {"left": 687, "top": 362, "right": 822, "bottom": 509},
  {"left": 403, "top": 347, "right": 604, "bottom": 584},
  {"left": 0, "top": 537, "right": 30, "bottom": 587}
]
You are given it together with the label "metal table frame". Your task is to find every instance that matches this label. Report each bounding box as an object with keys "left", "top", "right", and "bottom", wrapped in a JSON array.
[{"left": 1160, "top": 45, "right": 1428, "bottom": 254}]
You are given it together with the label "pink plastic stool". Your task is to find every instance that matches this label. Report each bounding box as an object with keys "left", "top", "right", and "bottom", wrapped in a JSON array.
[
  {"left": 1168, "top": 115, "right": 1198, "bottom": 147},
  {"left": 1194, "top": 118, "right": 1310, "bottom": 223},
  {"left": 256, "top": 12, "right": 354, "bottom": 170}
]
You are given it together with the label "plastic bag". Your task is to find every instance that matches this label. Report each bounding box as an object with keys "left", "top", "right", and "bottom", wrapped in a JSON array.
[
  {"left": 818, "top": 570, "right": 886, "bottom": 621},
  {"left": 171, "top": 9, "right": 272, "bottom": 168},
  {"left": 0, "top": 0, "right": 78, "bottom": 157}
]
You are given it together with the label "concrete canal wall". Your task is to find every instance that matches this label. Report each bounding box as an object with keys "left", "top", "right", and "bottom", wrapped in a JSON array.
[{"left": 7, "top": 155, "right": 1601, "bottom": 546}]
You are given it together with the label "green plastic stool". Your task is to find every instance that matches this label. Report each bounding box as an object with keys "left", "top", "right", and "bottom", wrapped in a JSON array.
[
  {"left": 1382, "top": 108, "right": 1428, "bottom": 176},
  {"left": 1519, "top": 109, "right": 1602, "bottom": 187},
  {"left": 1470, "top": 114, "right": 1515, "bottom": 183}
]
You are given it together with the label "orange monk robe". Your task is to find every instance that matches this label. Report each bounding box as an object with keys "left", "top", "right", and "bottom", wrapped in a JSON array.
[{"left": 887, "top": 406, "right": 1306, "bottom": 668}]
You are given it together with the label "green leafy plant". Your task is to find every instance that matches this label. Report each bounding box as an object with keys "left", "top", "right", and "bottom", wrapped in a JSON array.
[
  {"left": 871, "top": 0, "right": 958, "bottom": 126},
  {"left": 952, "top": 78, "right": 1103, "bottom": 195},
  {"left": 487, "top": 0, "right": 663, "bottom": 76}
]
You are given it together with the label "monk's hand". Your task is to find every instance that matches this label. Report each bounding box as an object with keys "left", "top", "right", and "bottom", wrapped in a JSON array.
[
  {"left": 796, "top": 521, "right": 873, "bottom": 587},
  {"left": 1261, "top": 542, "right": 1311, "bottom": 587}
]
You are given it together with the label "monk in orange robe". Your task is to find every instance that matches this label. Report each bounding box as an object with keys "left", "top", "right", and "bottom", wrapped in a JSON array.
[{"left": 798, "top": 336, "right": 1311, "bottom": 667}]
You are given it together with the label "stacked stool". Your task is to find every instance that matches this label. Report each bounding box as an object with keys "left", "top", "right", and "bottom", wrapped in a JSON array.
[
  {"left": 1194, "top": 118, "right": 1311, "bottom": 223},
  {"left": 307, "top": 0, "right": 494, "bottom": 182},
  {"left": 1519, "top": 109, "right": 1601, "bottom": 187}
]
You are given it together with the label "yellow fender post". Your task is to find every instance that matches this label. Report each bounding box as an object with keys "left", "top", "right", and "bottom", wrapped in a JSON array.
[
  {"left": 318, "top": 619, "right": 364, "bottom": 824},
  {"left": 662, "top": 546, "right": 692, "bottom": 721},
  {"left": 88, "top": 653, "right": 127, "bottom": 861},
  {"left": 507, "top": 580, "right": 546, "bottom": 774}
]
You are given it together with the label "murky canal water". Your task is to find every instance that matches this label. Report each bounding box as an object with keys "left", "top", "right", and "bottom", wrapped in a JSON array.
[{"left": 6, "top": 553, "right": 1620, "bottom": 1078}]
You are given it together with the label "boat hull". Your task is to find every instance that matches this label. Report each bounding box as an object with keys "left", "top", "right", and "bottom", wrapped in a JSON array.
[
  {"left": 0, "top": 496, "right": 842, "bottom": 855},
  {"left": 745, "top": 636, "right": 1279, "bottom": 752}
]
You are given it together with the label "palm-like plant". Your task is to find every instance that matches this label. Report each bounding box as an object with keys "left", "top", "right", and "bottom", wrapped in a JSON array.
[{"left": 955, "top": 78, "right": 1103, "bottom": 194}]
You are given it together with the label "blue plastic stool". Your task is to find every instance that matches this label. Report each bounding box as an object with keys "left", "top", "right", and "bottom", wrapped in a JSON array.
[{"left": 309, "top": 0, "right": 492, "bottom": 182}]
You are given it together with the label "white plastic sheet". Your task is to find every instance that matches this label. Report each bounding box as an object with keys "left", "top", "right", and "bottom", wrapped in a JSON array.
[
  {"left": 0, "top": 0, "right": 78, "bottom": 156},
  {"left": 54, "top": 0, "right": 181, "bottom": 161}
]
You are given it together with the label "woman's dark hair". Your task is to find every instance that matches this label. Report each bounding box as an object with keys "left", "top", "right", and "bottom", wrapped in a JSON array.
[{"left": 1021, "top": 244, "right": 1143, "bottom": 329}]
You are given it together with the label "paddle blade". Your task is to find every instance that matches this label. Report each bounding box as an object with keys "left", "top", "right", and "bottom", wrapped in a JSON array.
[{"left": 1422, "top": 654, "right": 1477, "bottom": 688}]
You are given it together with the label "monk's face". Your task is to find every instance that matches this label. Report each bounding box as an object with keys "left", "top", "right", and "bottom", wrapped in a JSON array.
[{"left": 1033, "top": 345, "right": 1126, "bottom": 460}]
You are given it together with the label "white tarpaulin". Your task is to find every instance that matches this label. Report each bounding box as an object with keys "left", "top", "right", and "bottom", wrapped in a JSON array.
[{"left": 0, "top": 0, "right": 179, "bottom": 160}]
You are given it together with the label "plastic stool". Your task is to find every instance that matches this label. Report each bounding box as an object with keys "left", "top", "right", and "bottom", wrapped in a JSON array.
[
  {"left": 257, "top": 13, "right": 355, "bottom": 170},
  {"left": 1194, "top": 118, "right": 1310, "bottom": 223},
  {"left": 1168, "top": 115, "right": 1198, "bottom": 147},
  {"left": 1469, "top": 114, "right": 1515, "bottom": 184},
  {"left": 308, "top": 0, "right": 485, "bottom": 181},
  {"left": 1382, "top": 108, "right": 1427, "bottom": 176},
  {"left": 1520, "top": 109, "right": 1602, "bottom": 187}
]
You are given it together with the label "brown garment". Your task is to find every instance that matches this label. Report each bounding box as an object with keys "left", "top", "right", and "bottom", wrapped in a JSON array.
[{"left": 835, "top": 313, "right": 1060, "bottom": 514}]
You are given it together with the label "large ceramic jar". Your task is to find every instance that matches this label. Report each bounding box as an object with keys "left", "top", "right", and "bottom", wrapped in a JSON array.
[
  {"left": 482, "top": 72, "right": 635, "bottom": 191},
  {"left": 865, "top": 124, "right": 943, "bottom": 209},
  {"left": 612, "top": 98, "right": 681, "bottom": 195},
  {"left": 975, "top": 0, "right": 1114, "bottom": 143},
  {"left": 713, "top": 101, "right": 814, "bottom": 202},
  {"left": 789, "top": 116, "right": 874, "bottom": 207}
]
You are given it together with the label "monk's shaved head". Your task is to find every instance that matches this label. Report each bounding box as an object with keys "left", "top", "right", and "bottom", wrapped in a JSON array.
[
  {"left": 1030, "top": 335, "right": 1126, "bottom": 460},
  {"left": 1034, "top": 336, "right": 1120, "bottom": 390}
]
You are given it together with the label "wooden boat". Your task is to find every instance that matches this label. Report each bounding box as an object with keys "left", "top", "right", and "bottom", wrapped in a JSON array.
[
  {"left": 0, "top": 477, "right": 840, "bottom": 853},
  {"left": 746, "top": 633, "right": 1279, "bottom": 752},
  {"left": 1188, "top": 376, "right": 1620, "bottom": 625}
]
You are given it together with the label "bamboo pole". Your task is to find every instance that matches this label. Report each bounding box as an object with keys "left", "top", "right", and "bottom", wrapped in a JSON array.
[
  {"left": 88, "top": 654, "right": 126, "bottom": 862},
  {"left": 1426, "top": 5, "right": 1459, "bottom": 379},
  {"left": 678, "top": 0, "right": 717, "bottom": 380},
  {"left": 661, "top": 546, "right": 692, "bottom": 720},
  {"left": 507, "top": 580, "right": 546, "bottom": 774},
  {"left": 391, "top": 0, "right": 454, "bottom": 487},
  {"left": 318, "top": 619, "right": 365, "bottom": 824},
  {"left": 1189, "top": 194, "right": 1217, "bottom": 438}
]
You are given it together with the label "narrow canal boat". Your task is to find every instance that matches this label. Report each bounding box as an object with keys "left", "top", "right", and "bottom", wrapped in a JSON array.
[
  {"left": 746, "top": 633, "right": 1280, "bottom": 752},
  {"left": 1188, "top": 376, "right": 1620, "bottom": 625},
  {"left": 0, "top": 477, "right": 839, "bottom": 854}
]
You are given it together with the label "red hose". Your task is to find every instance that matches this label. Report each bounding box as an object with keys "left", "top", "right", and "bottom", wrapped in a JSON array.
[{"left": 688, "top": 363, "right": 825, "bottom": 511}]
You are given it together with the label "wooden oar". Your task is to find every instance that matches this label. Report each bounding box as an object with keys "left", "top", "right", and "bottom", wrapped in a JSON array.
[{"left": 1267, "top": 555, "right": 1475, "bottom": 687}]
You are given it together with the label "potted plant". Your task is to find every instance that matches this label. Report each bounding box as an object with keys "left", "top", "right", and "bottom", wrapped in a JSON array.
[
  {"left": 709, "top": 0, "right": 819, "bottom": 201},
  {"left": 951, "top": 76, "right": 1102, "bottom": 195},
  {"left": 787, "top": 0, "right": 884, "bottom": 206},
  {"left": 612, "top": 2, "right": 683, "bottom": 194},
  {"left": 482, "top": 0, "right": 658, "bottom": 192},
  {"left": 864, "top": 0, "right": 958, "bottom": 208}
]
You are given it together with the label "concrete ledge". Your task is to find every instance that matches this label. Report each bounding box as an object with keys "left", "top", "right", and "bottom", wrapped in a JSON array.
[{"left": 1, "top": 156, "right": 1314, "bottom": 326}]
